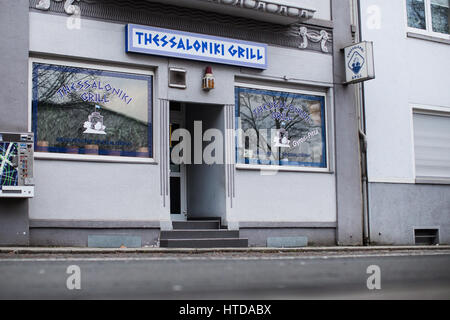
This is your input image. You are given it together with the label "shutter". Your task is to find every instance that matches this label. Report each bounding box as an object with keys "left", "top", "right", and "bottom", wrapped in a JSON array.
[{"left": 413, "top": 112, "right": 450, "bottom": 179}]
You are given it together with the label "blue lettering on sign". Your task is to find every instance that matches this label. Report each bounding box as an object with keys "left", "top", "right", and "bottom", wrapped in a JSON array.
[
  {"left": 170, "top": 36, "right": 177, "bottom": 48},
  {"left": 186, "top": 39, "right": 193, "bottom": 51},
  {"left": 228, "top": 45, "right": 237, "bottom": 57},
  {"left": 126, "top": 24, "right": 267, "bottom": 69},
  {"left": 161, "top": 35, "right": 168, "bottom": 47},
  {"left": 145, "top": 33, "right": 152, "bottom": 45},
  {"left": 177, "top": 38, "right": 185, "bottom": 50}
]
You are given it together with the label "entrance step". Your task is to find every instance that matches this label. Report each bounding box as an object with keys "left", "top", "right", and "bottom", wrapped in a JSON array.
[
  {"left": 160, "top": 229, "right": 239, "bottom": 240},
  {"left": 172, "top": 220, "right": 220, "bottom": 230},
  {"left": 161, "top": 219, "right": 248, "bottom": 248},
  {"left": 160, "top": 238, "right": 248, "bottom": 248}
]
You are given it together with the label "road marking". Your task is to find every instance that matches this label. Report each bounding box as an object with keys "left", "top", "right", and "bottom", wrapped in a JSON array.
[{"left": 0, "top": 251, "right": 448, "bottom": 263}]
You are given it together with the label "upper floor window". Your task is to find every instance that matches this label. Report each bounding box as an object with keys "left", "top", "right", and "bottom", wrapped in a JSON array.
[
  {"left": 407, "top": 0, "right": 449, "bottom": 36},
  {"left": 413, "top": 108, "right": 450, "bottom": 183}
]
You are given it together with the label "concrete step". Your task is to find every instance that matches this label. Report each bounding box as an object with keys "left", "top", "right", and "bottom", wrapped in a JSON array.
[
  {"left": 160, "top": 230, "right": 239, "bottom": 240},
  {"left": 160, "top": 238, "right": 248, "bottom": 248},
  {"left": 172, "top": 220, "right": 220, "bottom": 230}
]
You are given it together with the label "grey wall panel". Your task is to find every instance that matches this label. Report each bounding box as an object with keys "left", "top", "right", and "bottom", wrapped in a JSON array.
[
  {"left": 0, "top": 0, "right": 29, "bottom": 132},
  {"left": 0, "top": 199, "right": 29, "bottom": 246},
  {"left": 331, "top": 0, "right": 363, "bottom": 245},
  {"left": 368, "top": 183, "right": 450, "bottom": 245},
  {"left": 30, "top": 228, "right": 160, "bottom": 247},
  {"left": 0, "top": 0, "right": 30, "bottom": 246},
  {"left": 240, "top": 227, "right": 336, "bottom": 247}
]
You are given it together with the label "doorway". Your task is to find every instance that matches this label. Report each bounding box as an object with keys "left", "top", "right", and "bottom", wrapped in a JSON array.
[{"left": 168, "top": 101, "right": 226, "bottom": 223}]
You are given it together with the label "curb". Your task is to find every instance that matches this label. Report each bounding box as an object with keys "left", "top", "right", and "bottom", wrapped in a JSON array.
[{"left": 0, "top": 245, "right": 449, "bottom": 255}]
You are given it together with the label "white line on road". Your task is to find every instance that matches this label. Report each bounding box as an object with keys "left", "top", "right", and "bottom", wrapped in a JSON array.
[{"left": 0, "top": 251, "right": 448, "bottom": 263}]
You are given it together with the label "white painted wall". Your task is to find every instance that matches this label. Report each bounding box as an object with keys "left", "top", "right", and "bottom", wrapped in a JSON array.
[
  {"left": 30, "top": 161, "right": 163, "bottom": 221},
  {"left": 232, "top": 171, "right": 336, "bottom": 222},
  {"left": 360, "top": 0, "right": 450, "bottom": 183},
  {"left": 28, "top": 13, "right": 169, "bottom": 222}
]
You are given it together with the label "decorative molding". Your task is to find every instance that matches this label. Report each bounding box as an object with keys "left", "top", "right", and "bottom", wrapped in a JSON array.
[
  {"left": 224, "top": 104, "right": 236, "bottom": 208},
  {"left": 297, "top": 26, "right": 330, "bottom": 53},
  {"left": 36, "top": 0, "right": 80, "bottom": 15},
  {"left": 159, "top": 99, "right": 170, "bottom": 207},
  {"left": 30, "top": 0, "right": 332, "bottom": 54},
  {"left": 200, "top": 0, "right": 315, "bottom": 21}
]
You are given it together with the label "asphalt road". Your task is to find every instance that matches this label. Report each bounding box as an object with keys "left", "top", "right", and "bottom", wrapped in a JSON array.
[{"left": 0, "top": 251, "right": 449, "bottom": 299}]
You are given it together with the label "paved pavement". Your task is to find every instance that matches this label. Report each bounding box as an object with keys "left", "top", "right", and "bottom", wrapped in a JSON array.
[{"left": 0, "top": 250, "right": 449, "bottom": 299}]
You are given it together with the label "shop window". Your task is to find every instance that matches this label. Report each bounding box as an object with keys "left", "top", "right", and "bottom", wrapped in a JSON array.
[
  {"left": 407, "top": 0, "right": 449, "bottom": 36},
  {"left": 31, "top": 62, "right": 153, "bottom": 159},
  {"left": 413, "top": 110, "right": 450, "bottom": 180},
  {"left": 235, "top": 86, "right": 327, "bottom": 169}
]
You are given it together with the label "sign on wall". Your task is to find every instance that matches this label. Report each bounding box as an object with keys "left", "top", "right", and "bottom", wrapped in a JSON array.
[
  {"left": 126, "top": 24, "right": 267, "bottom": 69},
  {"left": 344, "top": 41, "right": 375, "bottom": 84}
]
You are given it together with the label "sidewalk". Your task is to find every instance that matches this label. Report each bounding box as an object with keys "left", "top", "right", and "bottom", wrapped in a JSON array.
[{"left": 1, "top": 245, "right": 449, "bottom": 255}]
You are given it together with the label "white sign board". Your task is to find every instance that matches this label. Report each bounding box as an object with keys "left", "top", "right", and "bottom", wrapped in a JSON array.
[
  {"left": 344, "top": 41, "right": 375, "bottom": 84},
  {"left": 126, "top": 24, "right": 267, "bottom": 69}
]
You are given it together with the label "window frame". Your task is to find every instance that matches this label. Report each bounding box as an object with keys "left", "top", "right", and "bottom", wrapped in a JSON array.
[
  {"left": 411, "top": 104, "right": 450, "bottom": 184},
  {"left": 28, "top": 57, "right": 156, "bottom": 164},
  {"left": 405, "top": 0, "right": 450, "bottom": 40},
  {"left": 234, "top": 82, "right": 331, "bottom": 173}
]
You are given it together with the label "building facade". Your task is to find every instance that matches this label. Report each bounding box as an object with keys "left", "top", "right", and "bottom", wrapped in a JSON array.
[
  {"left": 357, "top": 0, "right": 450, "bottom": 245},
  {"left": 0, "top": 0, "right": 364, "bottom": 247}
]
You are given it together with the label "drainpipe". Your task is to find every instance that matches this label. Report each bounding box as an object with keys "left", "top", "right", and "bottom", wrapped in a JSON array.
[{"left": 356, "top": 0, "right": 371, "bottom": 245}]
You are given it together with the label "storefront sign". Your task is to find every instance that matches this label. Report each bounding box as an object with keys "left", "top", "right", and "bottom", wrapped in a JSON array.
[
  {"left": 344, "top": 41, "right": 375, "bottom": 84},
  {"left": 126, "top": 24, "right": 267, "bottom": 69}
]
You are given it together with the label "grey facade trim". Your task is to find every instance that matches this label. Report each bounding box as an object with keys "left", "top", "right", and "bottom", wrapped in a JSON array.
[
  {"left": 29, "top": 0, "right": 333, "bottom": 54},
  {"left": 159, "top": 99, "right": 170, "bottom": 207},
  {"left": 241, "top": 227, "right": 336, "bottom": 247},
  {"left": 407, "top": 32, "right": 450, "bottom": 45},
  {"left": 239, "top": 222, "right": 337, "bottom": 229},
  {"left": 0, "top": 0, "right": 30, "bottom": 246},
  {"left": 30, "top": 228, "right": 160, "bottom": 247},
  {"left": 225, "top": 104, "right": 236, "bottom": 208},
  {"left": 368, "top": 182, "right": 450, "bottom": 245},
  {"left": 415, "top": 176, "right": 450, "bottom": 185},
  {"left": 306, "top": 18, "right": 334, "bottom": 29},
  {"left": 29, "top": 219, "right": 161, "bottom": 229}
]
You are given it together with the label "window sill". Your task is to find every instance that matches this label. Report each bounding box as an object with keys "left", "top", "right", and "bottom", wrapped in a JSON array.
[
  {"left": 34, "top": 152, "right": 157, "bottom": 164},
  {"left": 236, "top": 163, "right": 332, "bottom": 173},
  {"left": 407, "top": 32, "right": 450, "bottom": 45},
  {"left": 415, "top": 176, "right": 450, "bottom": 185}
]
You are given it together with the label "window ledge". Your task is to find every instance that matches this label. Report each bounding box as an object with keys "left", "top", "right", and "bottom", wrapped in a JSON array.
[
  {"left": 416, "top": 176, "right": 450, "bottom": 185},
  {"left": 34, "top": 152, "right": 157, "bottom": 165},
  {"left": 407, "top": 32, "right": 450, "bottom": 45},
  {"left": 236, "top": 163, "right": 332, "bottom": 173}
]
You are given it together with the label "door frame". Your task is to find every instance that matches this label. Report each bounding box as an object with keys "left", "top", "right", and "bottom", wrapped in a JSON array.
[{"left": 169, "top": 102, "right": 187, "bottom": 221}]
